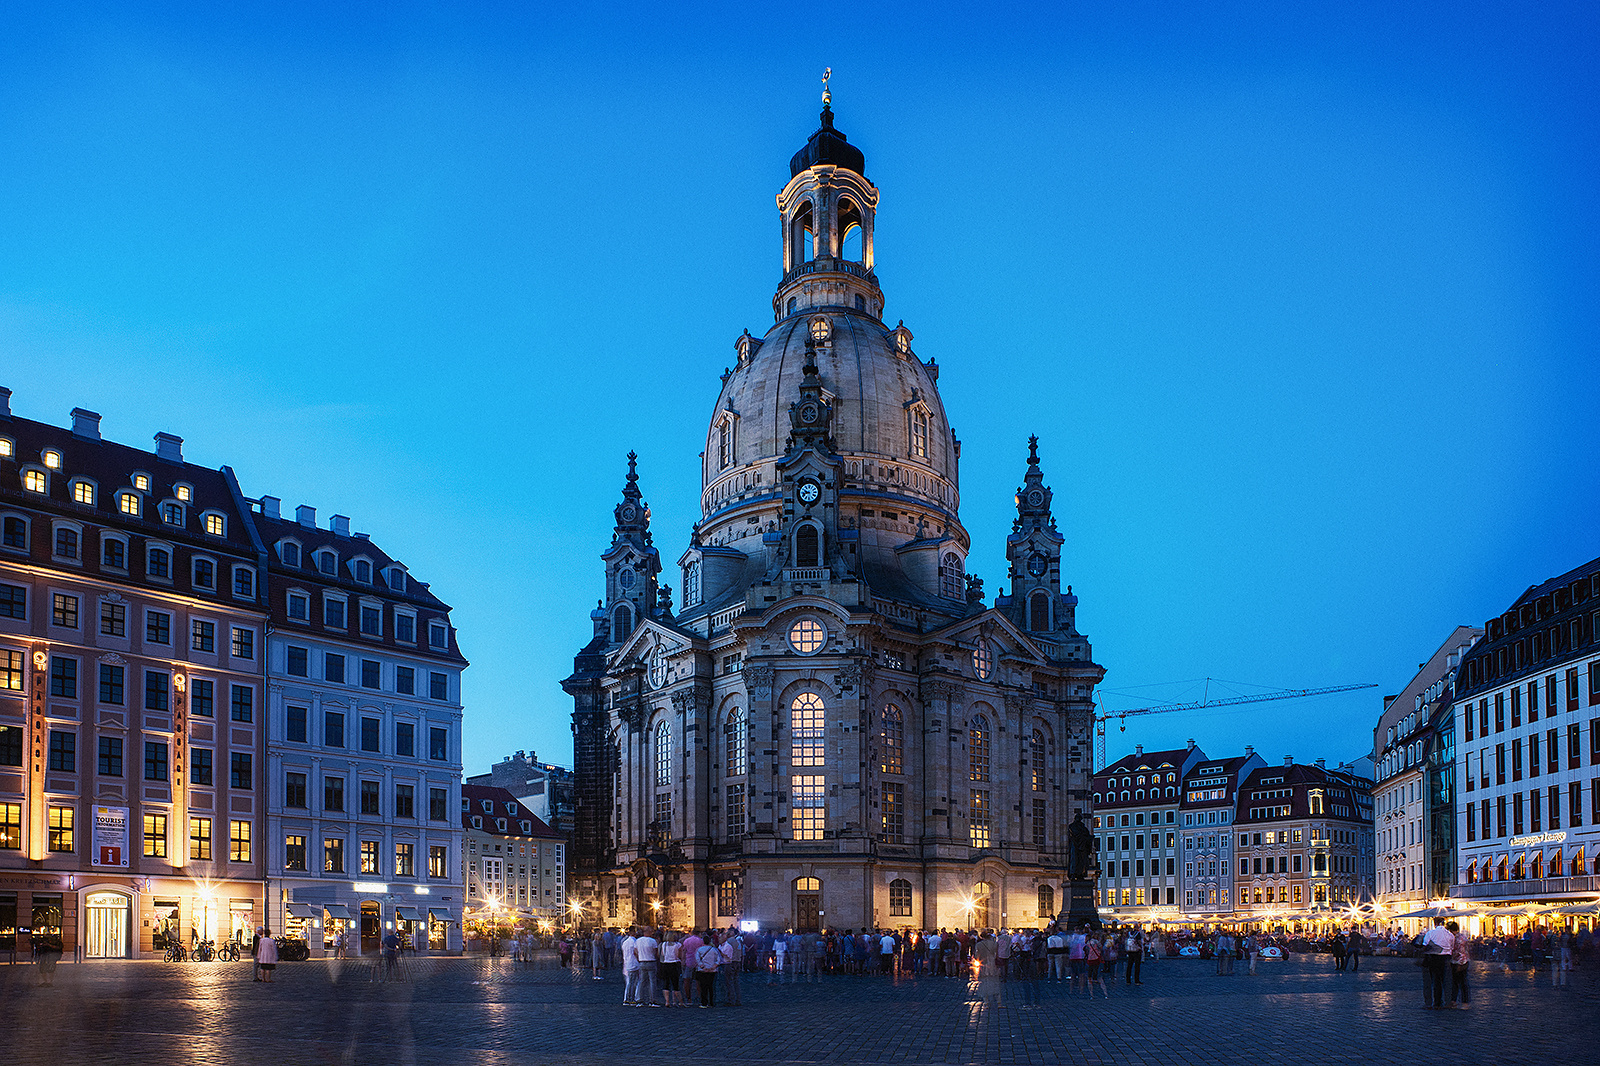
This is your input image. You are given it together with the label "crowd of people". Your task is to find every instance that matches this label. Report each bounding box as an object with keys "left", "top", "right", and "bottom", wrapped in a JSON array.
[{"left": 582, "top": 924, "right": 1167, "bottom": 1007}]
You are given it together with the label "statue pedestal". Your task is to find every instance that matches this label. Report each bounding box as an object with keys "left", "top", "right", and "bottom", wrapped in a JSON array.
[{"left": 1061, "top": 878, "right": 1101, "bottom": 930}]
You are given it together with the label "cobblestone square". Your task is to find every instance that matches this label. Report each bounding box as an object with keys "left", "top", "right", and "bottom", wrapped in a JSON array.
[{"left": 3, "top": 953, "right": 1596, "bottom": 1065}]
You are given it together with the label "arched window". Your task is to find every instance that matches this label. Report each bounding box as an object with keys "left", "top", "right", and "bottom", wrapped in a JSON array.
[
  {"left": 969, "top": 715, "right": 990, "bottom": 783},
  {"left": 718, "top": 420, "right": 731, "bottom": 469},
  {"left": 654, "top": 721, "right": 672, "bottom": 787},
  {"left": 1038, "top": 884, "right": 1055, "bottom": 919},
  {"left": 791, "top": 693, "right": 825, "bottom": 767},
  {"left": 1028, "top": 591, "right": 1050, "bottom": 631},
  {"left": 880, "top": 703, "right": 903, "bottom": 775},
  {"left": 725, "top": 708, "right": 747, "bottom": 777},
  {"left": 791, "top": 201, "right": 816, "bottom": 267},
  {"left": 1030, "top": 729, "right": 1045, "bottom": 791},
  {"left": 838, "top": 196, "right": 863, "bottom": 261},
  {"left": 612, "top": 604, "right": 632, "bottom": 643},
  {"left": 683, "top": 561, "right": 701, "bottom": 607},
  {"left": 889, "top": 878, "right": 912, "bottom": 916},
  {"left": 939, "top": 552, "right": 963, "bottom": 599},
  {"left": 796, "top": 524, "right": 820, "bottom": 567},
  {"left": 911, "top": 408, "right": 929, "bottom": 459}
]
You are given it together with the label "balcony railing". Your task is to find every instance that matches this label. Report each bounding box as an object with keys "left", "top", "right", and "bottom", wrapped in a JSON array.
[
  {"left": 779, "top": 256, "right": 879, "bottom": 289},
  {"left": 782, "top": 567, "right": 829, "bottom": 583},
  {"left": 1450, "top": 874, "right": 1600, "bottom": 899}
]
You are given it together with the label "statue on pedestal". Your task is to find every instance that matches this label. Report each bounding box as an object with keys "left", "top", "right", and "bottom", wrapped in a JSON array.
[{"left": 1060, "top": 811, "right": 1102, "bottom": 929}]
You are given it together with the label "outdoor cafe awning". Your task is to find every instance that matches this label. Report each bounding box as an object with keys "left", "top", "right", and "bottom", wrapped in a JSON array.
[
  {"left": 428, "top": 907, "right": 454, "bottom": 922},
  {"left": 322, "top": 904, "right": 353, "bottom": 920},
  {"left": 285, "top": 903, "right": 320, "bottom": 919},
  {"left": 394, "top": 907, "right": 422, "bottom": 921}
]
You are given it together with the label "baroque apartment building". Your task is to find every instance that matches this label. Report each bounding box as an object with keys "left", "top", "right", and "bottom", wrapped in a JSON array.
[
  {"left": 1232, "top": 759, "right": 1375, "bottom": 919},
  {"left": 258, "top": 500, "right": 467, "bottom": 954},
  {"left": 1178, "top": 749, "right": 1266, "bottom": 918},
  {"left": 1452, "top": 555, "right": 1600, "bottom": 908},
  {"left": 567, "top": 100, "right": 1106, "bottom": 934},
  {"left": 0, "top": 392, "right": 267, "bottom": 958},
  {"left": 460, "top": 784, "right": 566, "bottom": 923},
  {"left": 1371, "top": 626, "right": 1480, "bottom": 914},
  {"left": 1091, "top": 743, "right": 1206, "bottom": 923}
]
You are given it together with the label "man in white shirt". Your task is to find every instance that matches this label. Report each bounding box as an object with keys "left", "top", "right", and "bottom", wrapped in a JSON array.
[
  {"left": 719, "top": 927, "right": 743, "bottom": 1005},
  {"left": 634, "top": 927, "right": 660, "bottom": 1006},
  {"left": 879, "top": 932, "right": 897, "bottom": 975},
  {"left": 1421, "top": 917, "right": 1454, "bottom": 1008},
  {"left": 620, "top": 928, "right": 641, "bottom": 1005}
]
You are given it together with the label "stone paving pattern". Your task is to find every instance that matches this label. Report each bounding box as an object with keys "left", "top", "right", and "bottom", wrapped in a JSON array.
[{"left": 3, "top": 953, "right": 1596, "bottom": 1065}]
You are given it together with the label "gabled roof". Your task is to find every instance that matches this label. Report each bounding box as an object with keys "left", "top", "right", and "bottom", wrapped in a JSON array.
[{"left": 461, "top": 784, "right": 562, "bottom": 839}]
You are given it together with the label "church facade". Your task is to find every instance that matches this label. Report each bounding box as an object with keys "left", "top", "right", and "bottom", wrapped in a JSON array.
[{"left": 565, "top": 101, "right": 1105, "bottom": 934}]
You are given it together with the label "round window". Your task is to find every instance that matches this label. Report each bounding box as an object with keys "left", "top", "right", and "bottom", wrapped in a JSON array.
[
  {"left": 647, "top": 646, "right": 666, "bottom": 689},
  {"left": 972, "top": 638, "right": 994, "bottom": 680},
  {"left": 809, "top": 316, "right": 831, "bottom": 344},
  {"left": 788, "top": 618, "right": 826, "bottom": 655}
]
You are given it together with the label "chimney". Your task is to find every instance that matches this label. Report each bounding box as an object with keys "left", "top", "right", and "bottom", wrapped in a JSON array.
[
  {"left": 1283, "top": 755, "right": 1293, "bottom": 767},
  {"left": 329, "top": 514, "right": 350, "bottom": 537},
  {"left": 154, "top": 432, "right": 183, "bottom": 463},
  {"left": 1315, "top": 758, "right": 1326, "bottom": 770},
  {"left": 259, "top": 496, "right": 281, "bottom": 520},
  {"left": 0, "top": 386, "right": 11, "bottom": 417},
  {"left": 1135, "top": 744, "right": 1143, "bottom": 757},
  {"left": 1186, "top": 738, "right": 1196, "bottom": 750},
  {"left": 296, "top": 505, "right": 317, "bottom": 528},
  {"left": 1244, "top": 745, "right": 1254, "bottom": 758},
  {"left": 71, "top": 408, "right": 102, "bottom": 440}
]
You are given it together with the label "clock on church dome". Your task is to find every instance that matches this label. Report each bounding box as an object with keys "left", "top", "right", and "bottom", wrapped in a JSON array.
[{"left": 798, "top": 480, "right": 820, "bottom": 506}]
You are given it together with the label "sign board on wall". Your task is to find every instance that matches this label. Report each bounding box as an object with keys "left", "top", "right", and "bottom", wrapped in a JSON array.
[{"left": 92, "top": 805, "right": 129, "bottom": 868}]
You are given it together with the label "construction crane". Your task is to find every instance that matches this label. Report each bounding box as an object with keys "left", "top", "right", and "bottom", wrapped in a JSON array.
[{"left": 1093, "top": 680, "right": 1378, "bottom": 769}]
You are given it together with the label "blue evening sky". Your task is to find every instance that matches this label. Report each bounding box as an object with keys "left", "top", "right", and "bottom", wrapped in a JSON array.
[{"left": 2, "top": 2, "right": 1596, "bottom": 775}]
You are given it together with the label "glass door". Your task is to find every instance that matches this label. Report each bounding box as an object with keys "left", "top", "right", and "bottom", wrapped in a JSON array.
[{"left": 85, "top": 892, "right": 129, "bottom": 958}]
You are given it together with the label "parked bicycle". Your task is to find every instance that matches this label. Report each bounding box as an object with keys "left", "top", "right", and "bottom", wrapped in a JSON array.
[
  {"left": 163, "top": 943, "right": 189, "bottom": 962},
  {"left": 217, "top": 940, "right": 241, "bottom": 962},
  {"left": 192, "top": 939, "right": 215, "bottom": 961}
]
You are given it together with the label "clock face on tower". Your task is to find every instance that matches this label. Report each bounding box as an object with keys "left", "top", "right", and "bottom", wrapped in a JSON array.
[
  {"left": 798, "top": 480, "right": 820, "bottom": 506},
  {"left": 620, "top": 504, "right": 637, "bottom": 523},
  {"left": 1027, "top": 553, "right": 1047, "bottom": 578},
  {"left": 1026, "top": 489, "right": 1045, "bottom": 508}
]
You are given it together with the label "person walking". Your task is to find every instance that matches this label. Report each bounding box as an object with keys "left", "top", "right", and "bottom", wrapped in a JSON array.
[
  {"left": 635, "top": 927, "right": 661, "bottom": 1007},
  {"left": 33, "top": 930, "right": 63, "bottom": 987},
  {"left": 1421, "top": 916, "right": 1454, "bottom": 1009},
  {"left": 720, "top": 926, "right": 743, "bottom": 1005},
  {"left": 1447, "top": 921, "right": 1471, "bottom": 1007},
  {"left": 257, "top": 927, "right": 279, "bottom": 983},
  {"left": 1085, "top": 934, "right": 1109, "bottom": 999},
  {"left": 1331, "top": 931, "right": 1347, "bottom": 973},
  {"left": 1124, "top": 927, "right": 1143, "bottom": 985},
  {"left": 1243, "top": 932, "right": 1259, "bottom": 975},
  {"left": 251, "top": 925, "right": 264, "bottom": 981},
  {"left": 1348, "top": 928, "right": 1364, "bottom": 972},
  {"left": 591, "top": 929, "right": 605, "bottom": 981}
]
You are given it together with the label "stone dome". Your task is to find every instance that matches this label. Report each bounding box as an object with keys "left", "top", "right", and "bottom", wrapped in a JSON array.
[{"left": 699, "top": 307, "right": 961, "bottom": 539}]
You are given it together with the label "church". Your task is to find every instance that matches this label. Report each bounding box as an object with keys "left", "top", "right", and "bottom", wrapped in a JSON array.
[{"left": 565, "top": 93, "right": 1106, "bottom": 934}]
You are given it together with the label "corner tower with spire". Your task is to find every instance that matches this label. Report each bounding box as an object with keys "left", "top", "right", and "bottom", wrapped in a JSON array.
[{"left": 601, "top": 452, "right": 659, "bottom": 645}]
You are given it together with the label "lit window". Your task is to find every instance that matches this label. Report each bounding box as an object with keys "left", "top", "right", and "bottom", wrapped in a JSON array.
[
  {"left": 809, "top": 316, "right": 831, "bottom": 344},
  {"left": 654, "top": 722, "right": 672, "bottom": 786},
  {"left": 911, "top": 409, "right": 929, "bottom": 459},
  {"left": 175, "top": 485, "right": 191, "bottom": 502},
  {"left": 788, "top": 618, "right": 825, "bottom": 654},
  {"left": 42, "top": 450, "right": 61, "bottom": 469},
  {"left": 791, "top": 693, "right": 825, "bottom": 767},
  {"left": 970, "top": 715, "right": 991, "bottom": 782},
  {"left": 205, "top": 514, "right": 224, "bottom": 536},
  {"left": 23, "top": 470, "right": 45, "bottom": 493},
  {"left": 725, "top": 708, "right": 747, "bottom": 776},
  {"left": 133, "top": 474, "right": 150, "bottom": 491},
  {"left": 791, "top": 775, "right": 825, "bottom": 840},
  {"left": 972, "top": 637, "right": 993, "bottom": 679},
  {"left": 118, "top": 493, "right": 140, "bottom": 516},
  {"left": 880, "top": 703, "right": 903, "bottom": 774},
  {"left": 0, "top": 440, "right": 11, "bottom": 458},
  {"left": 73, "top": 482, "right": 95, "bottom": 505}
]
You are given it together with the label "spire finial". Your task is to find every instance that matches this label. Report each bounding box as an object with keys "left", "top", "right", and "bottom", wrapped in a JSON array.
[
  {"left": 626, "top": 450, "right": 639, "bottom": 483},
  {"left": 1027, "top": 434, "right": 1040, "bottom": 466},
  {"left": 822, "top": 67, "right": 832, "bottom": 108}
]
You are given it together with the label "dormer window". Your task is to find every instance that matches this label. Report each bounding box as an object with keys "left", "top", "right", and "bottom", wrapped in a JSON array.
[
  {"left": 175, "top": 484, "right": 192, "bottom": 502},
  {"left": 72, "top": 480, "right": 95, "bottom": 505},
  {"left": 132, "top": 473, "right": 150, "bottom": 492},
  {"left": 317, "top": 551, "right": 336, "bottom": 576},
  {"left": 118, "top": 492, "right": 140, "bottom": 516},
  {"left": 385, "top": 567, "right": 406, "bottom": 592},
  {"left": 42, "top": 449, "right": 61, "bottom": 470},
  {"left": 0, "top": 439, "right": 12, "bottom": 458},
  {"left": 280, "top": 542, "right": 301, "bottom": 566},
  {"left": 203, "top": 513, "right": 225, "bottom": 537},
  {"left": 481, "top": 800, "right": 492, "bottom": 813},
  {"left": 162, "top": 503, "right": 184, "bottom": 525},
  {"left": 429, "top": 622, "right": 448, "bottom": 648},
  {"left": 23, "top": 469, "right": 46, "bottom": 493},
  {"left": 354, "top": 559, "right": 372, "bottom": 583}
]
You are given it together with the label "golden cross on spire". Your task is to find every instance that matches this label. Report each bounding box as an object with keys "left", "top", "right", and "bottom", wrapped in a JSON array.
[{"left": 822, "top": 67, "right": 832, "bottom": 108}]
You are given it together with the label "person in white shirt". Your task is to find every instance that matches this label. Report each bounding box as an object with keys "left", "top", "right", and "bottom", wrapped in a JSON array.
[
  {"left": 879, "top": 932, "right": 897, "bottom": 975},
  {"left": 719, "top": 927, "right": 743, "bottom": 1005},
  {"left": 634, "top": 928, "right": 660, "bottom": 1006},
  {"left": 1421, "top": 916, "right": 1455, "bottom": 1009},
  {"left": 620, "top": 929, "right": 641, "bottom": 1005}
]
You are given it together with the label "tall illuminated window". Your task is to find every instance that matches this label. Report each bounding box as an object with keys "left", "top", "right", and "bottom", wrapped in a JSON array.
[
  {"left": 1031, "top": 729, "right": 1046, "bottom": 791},
  {"left": 880, "top": 703, "right": 903, "bottom": 774},
  {"left": 654, "top": 721, "right": 672, "bottom": 786},
  {"left": 791, "top": 693, "right": 824, "bottom": 767},
  {"left": 969, "top": 715, "right": 990, "bottom": 782},
  {"left": 144, "top": 814, "right": 168, "bottom": 858},
  {"left": 725, "top": 708, "right": 747, "bottom": 776},
  {"left": 791, "top": 776, "right": 825, "bottom": 840},
  {"left": 970, "top": 789, "right": 991, "bottom": 848},
  {"left": 882, "top": 782, "right": 904, "bottom": 840}
]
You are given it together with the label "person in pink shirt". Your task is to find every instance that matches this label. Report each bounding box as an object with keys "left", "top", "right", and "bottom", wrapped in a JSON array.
[{"left": 680, "top": 929, "right": 704, "bottom": 1004}]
